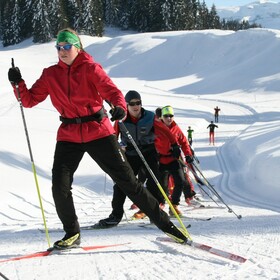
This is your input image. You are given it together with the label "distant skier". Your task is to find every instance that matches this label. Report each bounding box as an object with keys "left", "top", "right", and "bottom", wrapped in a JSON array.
[
  {"left": 187, "top": 126, "right": 194, "bottom": 146},
  {"left": 207, "top": 121, "right": 218, "bottom": 145},
  {"left": 214, "top": 106, "right": 221, "bottom": 123}
]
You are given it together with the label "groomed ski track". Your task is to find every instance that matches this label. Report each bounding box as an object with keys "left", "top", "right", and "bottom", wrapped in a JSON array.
[{"left": 1, "top": 91, "right": 280, "bottom": 279}]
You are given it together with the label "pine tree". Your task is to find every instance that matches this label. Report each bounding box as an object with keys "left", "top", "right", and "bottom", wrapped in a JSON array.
[
  {"left": 20, "top": 0, "right": 33, "bottom": 39},
  {"left": 61, "top": 0, "right": 81, "bottom": 31},
  {"left": 185, "top": 0, "right": 198, "bottom": 30},
  {"left": 163, "top": 0, "right": 190, "bottom": 31},
  {"left": 92, "top": 0, "right": 104, "bottom": 36},
  {"left": 208, "top": 4, "right": 220, "bottom": 29},
  {"left": 118, "top": 0, "right": 132, "bottom": 29},
  {"left": 47, "top": 0, "right": 63, "bottom": 37},
  {"left": 172, "top": 0, "right": 188, "bottom": 30},
  {"left": 70, "top": 0, "right": 82, "bottom": 31},
  {"left": 130, "top": 0, "right": 149, "bottom": 31},
  {"left": 162, "top": 0, "right": 173, "bottom": 31},
  {"left": 104, "top": 0, "right": 121, "bottom": 26},
  {"left": 80, "top": 0, "right": 95, "bottom": 35},
  {"left": 148, "top": 0, "right": 165, "bottom": 32},
  {"left": 197, "top": 0, "right": 209, "bottom": 29},
  {"left": 0, "top": 0, "right": 10, "bottom": 39},
  {"left": 2, "top": 0, "right": 22, "bottom": 46},
  {"left": 32, "top": 0, "right": 52, "bottom": 43}
]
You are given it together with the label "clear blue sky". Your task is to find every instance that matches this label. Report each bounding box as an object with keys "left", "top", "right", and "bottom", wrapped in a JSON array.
[{"left": 204, "top": 0, "right": 280, "bottom": 7}]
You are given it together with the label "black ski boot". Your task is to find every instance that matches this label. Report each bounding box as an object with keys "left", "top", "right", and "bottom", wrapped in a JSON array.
[
  {"left": 162, "top": 222, "right": 189, "bottom": 244},
  {"left": 94, "top": 214, "right": 121, "bottom": 229}
]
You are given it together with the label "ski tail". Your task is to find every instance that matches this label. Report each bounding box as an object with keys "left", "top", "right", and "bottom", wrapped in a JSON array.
[
  {"left": 191, "top": 241, "right": 247, "bottom": 263},
  {"left": 0, "top": 243, "right": 130, "bottom": 263},
  {"left": 156, "top": 237, "right": 247, "bottom": 263}
]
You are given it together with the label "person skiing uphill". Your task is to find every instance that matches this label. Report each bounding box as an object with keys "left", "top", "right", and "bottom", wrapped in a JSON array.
[
  {"left": 214, "top": 106, "right": 221, "bottom": 123},
  {"left": 207, "top": 121, "right": 218, "bottom": 145},
  {"left": 187, "top": 126, "right": 194, "bottom": 146},
  {"left": 8, "top": 28, "right": 189, "bottom": 248}
]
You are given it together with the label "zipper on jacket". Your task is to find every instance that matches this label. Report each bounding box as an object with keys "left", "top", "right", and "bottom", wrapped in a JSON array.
[
  {"left": 67, "top": 66, "right": 71, "bottom": 101},
  {"left": 67, "top": 65, "right": 84, "bottom": 143}
]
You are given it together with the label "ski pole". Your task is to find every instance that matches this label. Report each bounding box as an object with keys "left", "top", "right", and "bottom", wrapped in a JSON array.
[
  {"left": 0, "top": 272, "right": 9, "bottom": 280},
  {"left": 192, "top": 161, "right": 242, "bottom": 219},
  {"left": 103, "top": 172, "right": 107, "bottom": 194},
  {"left": 11, "top": 58, "right": 51, "bottom": 247},
  {"left": 179, "top": 158, "right": 219, "bottom": 205},
  {"left": 196, "top": 183, "right": 217, "bottom": 203},
  {"left": 106, "top": 101, "right": 191, "bottom": 239}
]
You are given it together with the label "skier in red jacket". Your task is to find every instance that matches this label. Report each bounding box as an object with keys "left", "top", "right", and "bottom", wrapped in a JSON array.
[
  {"left": 155, "top": 105, "right": 198, "bottom": 215},
  {"left": 8, "top": 28, "right": 188, "bottom": 248}
]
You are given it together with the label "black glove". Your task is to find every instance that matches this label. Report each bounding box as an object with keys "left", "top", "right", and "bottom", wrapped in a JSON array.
[
  {"left": 185, "top": 155, "right": 194, "bottom": 164},
  {"left": 8, "top": 67, "right": 23, "bottom": 84},
  {"left": 170, "top": 144, "right": 181, "bottom": 159},
  {"left": 109, "top": 106, "right": 126, "bottom": 121}
]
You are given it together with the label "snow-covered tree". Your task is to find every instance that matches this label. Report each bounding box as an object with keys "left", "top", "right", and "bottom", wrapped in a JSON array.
[
  {"left": 92, "top": 0, "right": 104, "bottom": 36},
  {"left": 71, "top": 0, "right": 82, "bottom": 31},
  {"left": 80, "top": 0, "right": 95, "bottom": 35},
  {"left": 32, "top": 0, "right": 52, "bottom": 43},
  {"left": 147, "top": 0, "right": 165, "bottom": 32},
  {"left": 47, "top": 0, "right": 63, "bottom": 37},
  {"left": 208, "top": 4, "right": 220, "bottom": 29},
  {"left": 2, "top": 0, "right": 22, "bottom": 46},
  {"left": 20, "top": 0, "right": 33, "bottom": 39},
  {"left": 104, "top": 0, "right": 121, "bottom": 26},
  {"left": 118, "top": 0, "right": 133, "bottom": 30},
  {"left": 197, "top": 1, "right": 210, "bottom": 29}
]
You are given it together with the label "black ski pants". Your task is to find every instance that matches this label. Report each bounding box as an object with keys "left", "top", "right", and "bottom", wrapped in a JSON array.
[
  {"left": 160, "top": 160, "right": 193, "bottom": 205},
  {"left": 111, "top": 148, "right": 166, "bottom": 219},
  {"left": 52, "top": 134, "right": 170, "bottom": 234}
]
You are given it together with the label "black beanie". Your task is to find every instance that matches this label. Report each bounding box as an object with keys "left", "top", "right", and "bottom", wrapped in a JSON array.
[{"left": 125, "top": 90, "right": 141, "bottom": 103}]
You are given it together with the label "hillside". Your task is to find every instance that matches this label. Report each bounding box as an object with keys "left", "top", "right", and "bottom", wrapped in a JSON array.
[{"left": 217, "top": 0, "right": 280, "bottom": 28}]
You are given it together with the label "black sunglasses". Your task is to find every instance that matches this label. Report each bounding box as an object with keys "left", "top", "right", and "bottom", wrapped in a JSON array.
[
  {"left": 128, "top": 101, "right": 141, "bottom": 106},
  {"left": 163, "top": 114, "right": 174, "bottom": 118}
]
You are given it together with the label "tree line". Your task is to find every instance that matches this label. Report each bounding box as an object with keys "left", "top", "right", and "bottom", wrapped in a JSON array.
[{"left": 0, "top": 0, "right": 261, "bottom": 47}]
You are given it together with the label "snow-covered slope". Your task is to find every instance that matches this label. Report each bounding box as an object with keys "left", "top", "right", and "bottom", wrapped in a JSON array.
[{"left": 218, "top": 0, "right": 280, "bottom": 28}]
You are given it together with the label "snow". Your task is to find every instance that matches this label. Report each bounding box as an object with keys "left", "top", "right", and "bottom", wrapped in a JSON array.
[
  {"left": 217, "top": 0, "right": 280, "bottom": 28},
  {"left": 205, "top": 0, "right": 280, "bottom": 8},
  {"left": 1, "top": 27, "right": 280, "bottom": 279}
]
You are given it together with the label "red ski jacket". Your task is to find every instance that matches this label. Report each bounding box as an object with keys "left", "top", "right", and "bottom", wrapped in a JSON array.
[
  {"left": 13, "top": 51, "right": 126, "bottom": 143},
  {"left": 155, "top": 120, "right": 192, "bottom": 164}
]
